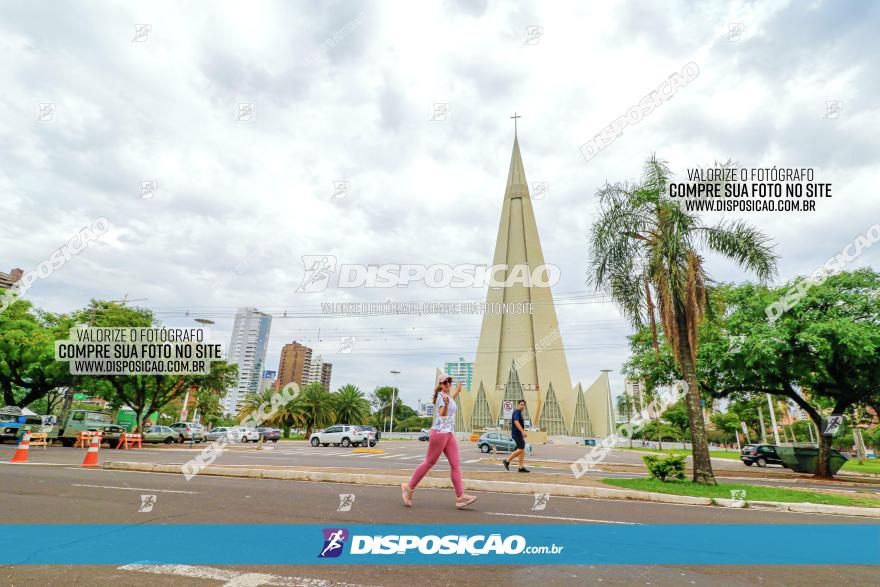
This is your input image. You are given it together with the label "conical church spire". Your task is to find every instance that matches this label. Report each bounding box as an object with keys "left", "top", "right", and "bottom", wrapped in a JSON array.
[
  {"left": 462, "top": 129, "right": 579, "bottom": 434},
  {"left": 506, "top": 135, "right": 529, "bottom": 193}
]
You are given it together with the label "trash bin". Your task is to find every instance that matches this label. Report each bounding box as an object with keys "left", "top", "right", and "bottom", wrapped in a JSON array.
[{"left": 776, "top": 446, "right": 848, "bottom": 475}]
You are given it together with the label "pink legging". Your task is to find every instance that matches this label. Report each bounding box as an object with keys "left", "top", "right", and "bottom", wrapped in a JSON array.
[{"left": 409, "top": 430, "right": 463, "bottom": 497}]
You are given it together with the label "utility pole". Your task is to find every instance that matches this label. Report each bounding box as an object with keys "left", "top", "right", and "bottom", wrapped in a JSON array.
[
  {"left": 389, "top": 370, "right": 400, "bottom": 433},
  {"left": 758, "top": 407, "right": 767, "bottom": 444},
  {"left": 767, "top": 394, "right": 781, "bottom": 445}
]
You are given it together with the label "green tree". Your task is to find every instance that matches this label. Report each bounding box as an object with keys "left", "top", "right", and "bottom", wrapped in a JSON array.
[
  {"left": 662, "top": 400, "right": 690, "bottom": 449},
  {"left": 74, "top": 301, "right": 237, "bottom": 430},
  {"left": 697, "top": 270, "right": 880, "bottom": 478},
  {"left": 616, "top": 392, "right": 636, "bottom": 448},
  {"left": 370, "top": 386, "right": 408, "bottom": 429},
  {"left": 0, "top": 298, "right": 77, "bottom": 408},
  {"left": 293, "top": 382, "right": 336, "bottom": 437},
  {"left": 333, "top": 384, "right": 370, "bottom": 425},
  {"left": 194, "top": 365, "right": 235, "bottom": 427},
  {"left": 237, "top": 388, "right": 276, "bottom": 425},
  {"left": 588, "top": 155, "right": 778, "bottom": 484}
]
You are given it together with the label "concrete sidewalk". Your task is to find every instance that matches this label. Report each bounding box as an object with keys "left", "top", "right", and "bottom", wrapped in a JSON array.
[{"left": 104, "top": 460, "right": 880, "bottom": 519}]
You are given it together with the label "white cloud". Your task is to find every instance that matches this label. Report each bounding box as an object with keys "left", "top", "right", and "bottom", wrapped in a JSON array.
[{"left": 1, "top": 0, "right": 877, "bottom": 408}]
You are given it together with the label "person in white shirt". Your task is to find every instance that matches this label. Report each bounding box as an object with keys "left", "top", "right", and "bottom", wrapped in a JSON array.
[{"left": 401, "top": 376, "right": 477, "bottom": 509}]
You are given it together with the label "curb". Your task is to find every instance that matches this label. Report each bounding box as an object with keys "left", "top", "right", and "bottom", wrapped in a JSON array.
[
  {"left": 101, "top": 461, "right": 709, "bottom": 508},
  {"left": 102, "top": 461, "right": 880, "bottom": 518}
]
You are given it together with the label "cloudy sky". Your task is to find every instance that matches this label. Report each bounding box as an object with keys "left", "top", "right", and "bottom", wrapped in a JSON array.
[{"left": 2, "top": 0, "right": 878, "bottom": 410}]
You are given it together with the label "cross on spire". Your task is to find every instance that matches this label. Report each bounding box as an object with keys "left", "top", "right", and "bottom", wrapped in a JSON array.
[{"left": 510, "top": 112, "right": 521, "bottom": 137}]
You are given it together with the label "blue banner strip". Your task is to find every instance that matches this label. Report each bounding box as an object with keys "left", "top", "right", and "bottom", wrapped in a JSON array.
[{"left": 2, "top": 525, "right": 878, "bottom": 565}]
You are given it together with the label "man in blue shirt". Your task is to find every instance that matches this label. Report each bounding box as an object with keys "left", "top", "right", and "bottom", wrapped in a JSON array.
[{"left": 503, "top": 399, "right": 529, "bottom": 473}]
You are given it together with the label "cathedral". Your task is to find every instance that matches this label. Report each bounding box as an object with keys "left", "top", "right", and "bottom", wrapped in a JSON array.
[{"left": 454, "top": 128, "right": 614, "bottom": 439}]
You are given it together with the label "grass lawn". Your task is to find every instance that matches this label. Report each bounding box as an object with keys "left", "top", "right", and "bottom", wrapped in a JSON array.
[
  {"left": 841, "top": 459, "right": 880, "bottom": 475},
  {"left": 603, "top": 478, "right": 880, "bottom": 508},
  {"left": 619, "top": 448, "right": 880, "bottom": 474},
  {"left": 617, "top": 447, "right": 741, "bottom": 460}
]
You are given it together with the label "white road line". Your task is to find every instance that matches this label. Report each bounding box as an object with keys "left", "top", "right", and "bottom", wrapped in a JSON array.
[
  {"left": 486, "top": 511, "right": 639, "bottom": 525},
  {"left": 463, "top": 459, "right": 480, "bottom": 463},
  {"left": 119, "top": 563, "right": 369, "bottom": 587},
  {"left": 72, "top": 483, "right": 198, "bottom": 494}
]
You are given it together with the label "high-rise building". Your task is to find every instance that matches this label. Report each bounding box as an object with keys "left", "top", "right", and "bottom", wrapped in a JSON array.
[
  {"left": 304, "top": 354, "right": 333, "bottom": 390},
  {"left": 444, "top": 357, "right": 473, "bottom": 391},
  {"left": 0, "top": 268, "right": 23, "bottom": 290},
  {"left": 461, "top": 131, "right": 613, "bottom": 437},
  {"left": 224, "top": 307, "right": 272, "bottom": 414},
  {"left": 624, "top": 379, "right": 647, "bottom": 418},
  {"left": 320, "top": 362, "right": 333, "bottom": 391},
  {"left": 277, "top": 342, "right": 312, "bottom": 388}
]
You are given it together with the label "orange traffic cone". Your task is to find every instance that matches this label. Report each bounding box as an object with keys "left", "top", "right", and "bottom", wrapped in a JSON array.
[
  {"left": 81, "top": 434, "right": 101, "bottom": 467},
  {"left": 10, "top": 432, "right": 31, "bottom": 463}
]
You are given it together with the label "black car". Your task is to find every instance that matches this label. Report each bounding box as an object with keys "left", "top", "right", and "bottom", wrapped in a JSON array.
[
  {"left": 256, "top": 427, "right": 281, "bottom": 442},
  {"left": 741, "top": 444, "right": 784, "bottom": 467},
  {"left": 359, "top": 425, "right": 380, "bottom": 442}
]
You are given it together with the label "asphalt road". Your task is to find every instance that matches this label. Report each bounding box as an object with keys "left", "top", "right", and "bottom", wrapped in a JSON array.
[
  {"left": 1, "top": 461, "right": 878, "bottom": 586},
  {"left": 3, "top": 440, "right": 875, "bottom": 495}
]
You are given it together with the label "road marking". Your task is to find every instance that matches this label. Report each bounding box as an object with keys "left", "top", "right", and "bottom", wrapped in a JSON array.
[
  {"left": 486, "top": 511, "right": 639, "bottom": 525},
  {"left": 73, "top": 483, "right": 198, "bottom": 494},
  {"left": 463, "top": 459, "right": 480, "bottom": 463},
  {"left": 119, "top": 563, "right": 369, "bottom": 586}
]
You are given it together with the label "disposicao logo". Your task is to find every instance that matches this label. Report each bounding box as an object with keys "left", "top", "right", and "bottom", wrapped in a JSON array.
[{"left": 318, "top": 528, "right": 348, "bottom": 558}]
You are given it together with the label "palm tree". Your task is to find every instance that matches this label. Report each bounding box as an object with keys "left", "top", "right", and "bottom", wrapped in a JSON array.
[
  {"left": 616, "top": 392, "right": 635, "bottom": 448},
  {"left": 236, "top": 388, "right": 276, "bottom": 424},
  {"left": 333, "top": 384, "right": 371, "bottom": 425},
  {"left": 588, "top": 155, "right": 777, "bottom": 485},
  {"left": 292, "top": 382, "right": 336, "bottom": 438}
]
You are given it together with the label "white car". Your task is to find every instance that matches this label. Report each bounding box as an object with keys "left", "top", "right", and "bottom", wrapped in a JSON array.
[
  {"left": 310, "top": 425, "right": 375, "bottom": 447},
  {"left": 205, "top": 427, "right": 243, "bottom": 443},
  {"left": 236, "top": 427, "right": 261, "bottom": 442}
]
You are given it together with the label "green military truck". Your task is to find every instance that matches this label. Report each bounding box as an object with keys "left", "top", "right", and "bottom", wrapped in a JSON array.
[{"left": 48, "top": 409, "right": 127, "bottom": 447}]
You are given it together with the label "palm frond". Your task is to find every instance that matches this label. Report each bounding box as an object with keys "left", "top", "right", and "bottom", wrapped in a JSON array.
[{"left": 699, "top": 219, "right": 778, "bottom": 282}]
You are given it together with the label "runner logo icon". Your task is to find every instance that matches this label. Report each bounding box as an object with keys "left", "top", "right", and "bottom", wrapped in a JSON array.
[{"left": 319, "top": 528, "right": 349, "bottom": 558}]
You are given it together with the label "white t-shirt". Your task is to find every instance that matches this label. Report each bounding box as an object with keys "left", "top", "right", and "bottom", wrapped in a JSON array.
[{"left": 431, "top": 393, "right": 456, "bottom": 433}]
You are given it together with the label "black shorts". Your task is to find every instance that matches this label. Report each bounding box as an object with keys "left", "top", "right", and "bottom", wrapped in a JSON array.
[{"left": 512, "top": 435, "right": 525, "bottom": 450}]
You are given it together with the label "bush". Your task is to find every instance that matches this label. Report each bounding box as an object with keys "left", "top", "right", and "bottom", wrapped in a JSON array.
[{"left": 643, "top": 454, "right": 686, "bottom": 482}]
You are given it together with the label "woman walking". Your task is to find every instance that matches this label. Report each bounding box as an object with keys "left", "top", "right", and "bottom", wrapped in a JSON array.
[{"left": 401, "top": 375, "right": 477, "bottom": 509}]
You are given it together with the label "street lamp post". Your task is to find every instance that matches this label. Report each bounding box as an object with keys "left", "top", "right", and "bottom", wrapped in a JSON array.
[
  {"left": 189, "top": 318, "right": 215, "bottom": 447},
  {"left": 389, "top": 370, "right": 401, "bottom": 433}
]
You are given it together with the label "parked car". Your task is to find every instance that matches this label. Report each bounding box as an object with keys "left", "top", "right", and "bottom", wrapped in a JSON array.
[
  {"left": 477, "top": 431, "right": 531, "bottom": 455},
  {"left": 740, "top": 444, "right": 784, "bottom": 467},
  {"left": 237, "top": 427, "right": 261, "bottom": 442},
  {"left": 169, "top": 422, "right": 206, "bottom": 443},
  {"left": 418, "top": 429, "right": 430, "bottom": 441},
  {"left": 100, "top": 424, "right": 127, "bottom": 447},
  {"left": 256, "top": 427, "right": 281, "bottom": 442},
  {"left": 359, "top": 425, "right": 380, "bottom": 442},
  {"left": 143, "top": 425, "right": 178, "bottom": 444},
  {"left": 310, "top": 425, "right": 376, "bottom": 447},
  {"left": 205, "top": 427, "right": 243, "bottom": 443}
]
